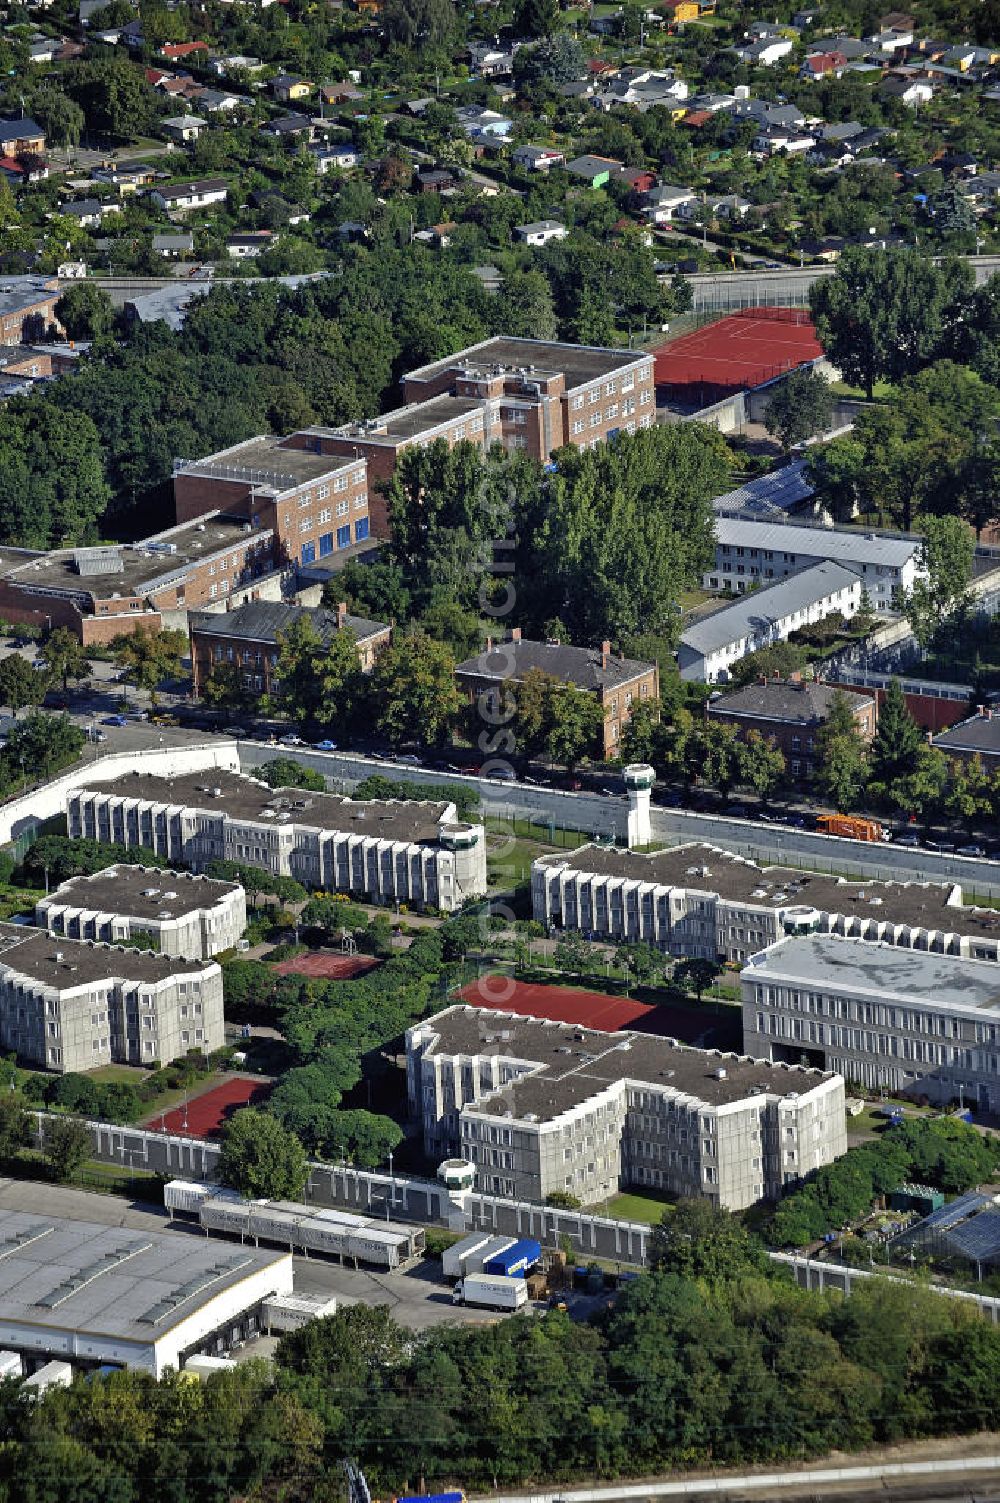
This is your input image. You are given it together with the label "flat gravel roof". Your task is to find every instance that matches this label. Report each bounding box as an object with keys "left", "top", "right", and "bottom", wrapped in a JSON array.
[{"left": 747, "top": 933, "right": 1000, "bottom": 1013}]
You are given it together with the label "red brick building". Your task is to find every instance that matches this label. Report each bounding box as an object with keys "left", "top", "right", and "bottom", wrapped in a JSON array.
[
  {"left": 189, "top": 599, "right": 391, "bottom": 697},
  {"left": 455, "top": 629, "right": 659, "bottom": 760},
  {"left": 301, "top": 337, "right": 656, "bottom": 538},
  {"left": 0, "top": 280, "right": 62, "bottom": 347},
  {"left": 707, "top": 678, "right": 876, "bottom": 782}
]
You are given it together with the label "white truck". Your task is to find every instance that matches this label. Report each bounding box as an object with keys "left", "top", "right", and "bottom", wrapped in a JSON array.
[
  {"left": 23, "top": 1361, "right": 72, "bottom": 1394},
  {"left": 183, "top": 1354, "right": 237, "bottom": 1380},
  {"left": 452, "top": 1274, "right": 529, "bottom": 1312}
]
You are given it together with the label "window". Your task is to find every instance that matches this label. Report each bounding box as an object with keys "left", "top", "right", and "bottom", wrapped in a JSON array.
[
  {"left": 336, "top": 500, "right": 349, "bottom": 517},
  {"left": 334, "top": 475, "right": 348, "bottom": 493},
  {"left": 301, "top": 541, "right": 316, "bottom": 564},
  {"left": 299, "top": 517, "right": 312, "bottom": 533},
  {"left": 572, "top": 419, "right": 584, "bottom": 435},
  {"left": 354, "top": 495, "right": 366, "bottom": 509},
  {"left": 337, "top": 525, "right": 351, "bottom": 549},
  {"left": 319, "top": 532, "right": 333, "bottom": 556},
  {"left": 317, "top": 483, "right": 330, "bottom": 500},
  {"left": 319, "top": 508, "right": 331, "bottom": 524},
  {"left": 355, "top": 517, "right": 370, "bottom": 542},
  {"left": 298, "top": 494, "right": 310, "bottom": 509}
]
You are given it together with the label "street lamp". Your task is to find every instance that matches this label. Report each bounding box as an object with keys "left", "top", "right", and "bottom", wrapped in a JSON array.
[{"left": 386, "top": 1150, "right": 394, "bottom": 1222}]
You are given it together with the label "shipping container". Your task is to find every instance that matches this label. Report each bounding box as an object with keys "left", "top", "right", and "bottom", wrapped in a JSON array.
[
  {"left": 0, "top": 1351, "right": 20, "bottom": 1379},
  {"left": 23, "top": 1361, "right": 72, "bottom": 1394},
  {"left": 483, "top": 1238, "right": 541, "bottom": 1278},
  {"left": 452, "top": 1274, "right": 529, "bottom": 1311},
  {"left": 460, "top": 1236, "right": 516, "bottom": 1276},
  {"left": 262, "top": 1294, "right": 338, "bottom": 1334},
  {"left": 442, "top": 1232, "right": 493, "bottom": 1280}
]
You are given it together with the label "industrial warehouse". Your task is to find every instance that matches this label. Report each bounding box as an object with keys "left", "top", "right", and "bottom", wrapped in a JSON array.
[
  {"left": 67, "top": 769, "right": 488, "bottom": 913},
  {"left": 407, "top": 1005, "right": 845, "bottom": 1210},
  {"left": 0, "top": 1210, "right": 293, "bottom": 1378},
  {"left": 532, "top": 841, "right": 1000, "bottom": 964}
]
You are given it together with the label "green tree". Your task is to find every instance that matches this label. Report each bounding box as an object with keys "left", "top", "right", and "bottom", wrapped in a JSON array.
[
  {"left": 43, "top": 628, "right": 91, "bottom": 693},
  {"left": 54, "top": 283, "right": 115, "bottom": 342},
  {"left": 514, "top": 0, "right": 559, "bottom": 35},
  {"left": 738, "top": 730, "right": 786, "bottom": 803},
  {"left": 804, "top": 437, "right": 868, "bottom": 524},
  {"left": 903, "top": 516, "right": 975, "bottom": 649},
  {"left": 929, "top": 182, "right": 977, "bottom": 240},
  {"left": 372, "top": 629, "right": 459, "bottom": 747},
  {"left": 0, "top": 1092, "right": 28, "bottom": 1163},
  {"left": 2, "top": 711, "right": 83, "bottom": 784},
  {"left": 0, "top": 402, "right": 111, "bottom": 548},
  {"left": 66, "top": 57, "right": 156, "bottom": 138},
  {"left": 256, "top": 758, "right": 325, "bottom": 792},
  {"left": 648, "top": 1198, "right": 769, "bottom": 1279},
  {"left": 673, "top": 956, "right": 722, "bottom": 1002},
  {"left": 0, "top": 656, "right": 47, "bottom": 716},
  {"left": 946, "top": 756, "right": 993, "bottom": 834},
  {"left": 868, "top": 678, "right": 923, "bottom": 803},
  {"left": 381, "top": 0, "right": 459, "bottom": 46},
  {"left": 809, "top": 246, "right": 971, "bottom": 399},
  {"left": 889, "top": 742, "right": 949, "bottom": 827},
  {"left": 514, "top": 34, "right": 585, "bottom": 86},
  {"left": 218, "top": 1108, "right": 308, "bottom": 1200},
  {"left": 43, "top": 1115, "right": 91, "bottom": 1182},
  {"left": 764, "top": 369, "right": 836, "bottom": 453},
  {"left": 698, "top": 721, "right": 742, "bottom": 798},
  {"left": 543, "top": 683, "right": 606, "bottom": 768},
  {"left": 814, "top": 689, "right": 868, "bottom": 811},
  {"left": 111, "top": 626, "right": 187, "bottom": 708},
  {"left": 200, "top": 660, "right": 248, "bottom": 711}
]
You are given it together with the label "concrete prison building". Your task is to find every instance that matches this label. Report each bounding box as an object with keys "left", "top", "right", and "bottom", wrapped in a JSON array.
[
  {"left": 679, "top": 560, "right": 863, "bottom": 682},
  {"left": 68, "top": 770, "right": 487, "bottom": 913},
  {"left": 0, "top": 1210, "right": 292, "bottom": 1376},
  {"left": 0, "top": 924, "right": 224, "bottom": 1071},
  {"left": 408, "top": 1006, "right": 845, "bottom": 1208},
  {"left": 36, "top": 866, "right": 246, "bottom": 961},
  {"left": 532, "top": 840, "right": 1000, "bottom": 964},
  {"left": 706, "top": 517, "right": 925, "bottom": 612},
  {"left": 742, "top": 932, "right": 1000, "bottom": 1110}
]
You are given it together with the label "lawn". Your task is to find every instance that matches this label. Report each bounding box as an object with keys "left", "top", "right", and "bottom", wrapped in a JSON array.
[
  {"left": 606, "top": 1190, "right": 676, "bottom": 1225},
  {"left": 89, "top": 1064, "right": 147, "bottom": 1085}
]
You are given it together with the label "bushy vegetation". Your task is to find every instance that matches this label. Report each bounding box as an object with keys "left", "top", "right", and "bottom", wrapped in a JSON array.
[
  {"left": 16, "top": 834, "right": 168, "bottom": 888},
  {"left": 768, "top": 1118, "right": 1000, "bottom": 1249}
]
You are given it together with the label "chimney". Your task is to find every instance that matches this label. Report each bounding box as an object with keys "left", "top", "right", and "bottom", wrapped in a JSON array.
[
  {"left": 601, "top": 639, "right": 611, "bottom": 669},
  {"left": 978, "top": 704, "right": 988, "bottom": 717},
  {"left": 510, "top": 627, "right": 522, "bottom": 642},
  {"left": 337, "top": 600, "right": 347, "bottom": 626},
  {"left": 486, "top": 636, "right": 494, "bottom": 651}
]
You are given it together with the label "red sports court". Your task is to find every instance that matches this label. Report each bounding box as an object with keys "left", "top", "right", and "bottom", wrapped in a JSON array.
[
  {"left": 155, "top": 1077, "right": 271, "bottom": 1138},
  {"left": 457, "top": 976, "right": 740, "bottom": 1048},
  {"left": 653, "top": 307, "right": 822, "bottom": 404},
  {"left": 270, "top": 952, "right": 381, "bottom": 980}
]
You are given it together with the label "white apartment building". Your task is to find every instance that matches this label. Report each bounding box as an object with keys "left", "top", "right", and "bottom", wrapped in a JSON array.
[
  {"left": 67, "top": 771, "right": 487, "bottom": 913},
  {"left": 36, "top": 867, "right": 246, "bottom": 961},
  {"left": 743, "top": 933, "right": 1000, "bottom": 1110},
  {"left": 0, "top": 924, "right": 224, "bottom": 1072},
  {"left": 706, "top": 517, "right": 925, "bottom": 611},
  {"left": 407, "top": 1005, "right": 846, "bottom": 1210},
  {"left": 533, "top": 840, "right": 1000, "bottom": 965},
  {"left": 679, "top": 559, "right": 863, "bottom": 682}
]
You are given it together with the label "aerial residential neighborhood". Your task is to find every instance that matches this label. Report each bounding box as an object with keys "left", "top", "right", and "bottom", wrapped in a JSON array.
[{"left": 3, "top": 0, "right": 1000, "bottom": 1495}]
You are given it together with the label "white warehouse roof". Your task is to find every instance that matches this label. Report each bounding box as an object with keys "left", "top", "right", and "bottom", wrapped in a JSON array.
[
  {"left": 681, "top": 559, "right": 860, "bottom": 656},
  {"left": 0, "top": 1210, "right": 292, "bottom": 1377},
  {"left": 713, "top": 516, "right": 923, "bottom": 569}
]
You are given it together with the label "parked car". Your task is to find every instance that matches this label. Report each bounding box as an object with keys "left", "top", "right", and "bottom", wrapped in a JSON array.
[
  {"left": 279, "top": 734, "right": 305, "bottom": 747},
  {"left": 894, "top": 831, "right": 920, "bottom": 847},
  {"left": 395, "top": 753, "right": 422, "bottom": 766},
  {"left": 958, "top": 843, "right": 986, "bottom": 857},
  {"left": 223, "top": 725, "right": 249, "bottom": 739},
  {"left": 313, "top": 739, "right": 338, "bottom": 751},
  {"left": 101, "top": 714, "right": 128, "bottom": 727}
]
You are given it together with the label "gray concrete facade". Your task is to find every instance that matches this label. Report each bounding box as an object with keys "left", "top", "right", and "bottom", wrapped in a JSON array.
[{"left": 36, "top": 866, "right": 246, "bottom": 961}]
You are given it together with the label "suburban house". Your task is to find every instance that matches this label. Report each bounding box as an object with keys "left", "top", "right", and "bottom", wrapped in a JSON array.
[
  {"left": 161, "top": 115, "right": 208, "bottom": 143},
  {"left": 0, "top": 116, "right": 45, "bottom": 156},
  {"left": 514, "top": 219, "right": 568, "bottom": 246},
  {"left": 736, "top": 37, "right": 794, "bottom": 65},
  {"left": 271, "top": 75, "right": 312, "bottom": 102},
  {"left": 706, "top": 678, "right": 877, "bottom": 781},
  {"left": 455, "top": 630, "right": 659, "bottom": 758},
  {"left": 512, "top": 144, "right": 565, "bottom": 172},
  {"left": 879, "top": 76, "right": 933, "bottom": 105},
  {"left": 150, "top": 179, "right": 229, "bottom": 212},
  {"left": 467, "top": 42, "right": 517, "bottom": 76},
  {"left": 226, "top": 232, "right": 273, "bottom": 259},
  {"left": 641, "top": 183, "right": 699, "bottom": 221},
  {"left": 678, "top": 561, "right": 865, "bottom": 682},
  {"left": 152, "top": 232, "right": 195, "bottom": 257},
  {"left": 932, "top": 708, "right": 1000, "bottom": 770},
  {"left": 565, "top": 153, "right": 621, "bottom": 186}
]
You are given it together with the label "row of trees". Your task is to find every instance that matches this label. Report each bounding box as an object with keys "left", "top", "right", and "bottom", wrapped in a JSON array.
[{"left": 10, "top": 1203, "right": 1000, "bottom": 1499}]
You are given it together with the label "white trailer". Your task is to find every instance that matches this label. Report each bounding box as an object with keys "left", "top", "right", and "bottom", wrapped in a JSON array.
[
  {"left": 262, "top": 1293, "right": 337, "bottom": 1334},
  {"left": 442, "top": 1232, "right": 493, "bottom": 1281},
  {"left": 462, "top": 1236, "right": 516, "bottom": 1277},
  {"left": 452, "top": 1274, "right": 529, "bottom": 1312},
  {"left": 23, "top": 1361, "right": 72, "bottom": 1394},
  {"left": 0, "top": 1351, "right": 20, "bottom": 1380},
  {"left": 184, "top": 1354, "right": 237, "bottom": 1380}
]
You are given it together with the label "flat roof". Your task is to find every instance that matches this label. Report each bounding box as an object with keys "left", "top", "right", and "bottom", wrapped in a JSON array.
[
  {"left": 535, "top": 840, "right": 1000, "bottom": 940},
  {"left": 747, "top": 933, "right": 1000, "bottom": 1014},
  {"left": 0, "top": 1210, "right": 288, "bottom": 1346},
  {"left": 682, "top": 560, "right": 861, "bottom": 656},
  {"left": 402, "top": 337, "right": 649, "bottom": 391},
  {"left": 77, "top": 769, "right": 473, "bottom": 843},
  {"left": 416, "top": 1004, "right": 834, "bottom": 1121},
  {"left": 4, "top": 514, "right": 270, "bottom": 600},
  {"left": 0, "top": 923, "right": 212, "bottom": 989},
  {"left": 41, "top": 866, "right": 240, "bottom": 922},
  {"left": 330, "top": 393, "right": 486, "bottom": 444},
  {"left": 174, "top": 435, "right": 357, "bottom": 495},
  {"left": 713, "top": 515, "right": 922, "bottom": 567}
]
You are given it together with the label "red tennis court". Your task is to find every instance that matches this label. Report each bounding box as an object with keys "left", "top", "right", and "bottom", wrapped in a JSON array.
[
  {"left": 653, "top": 307, "right": 822, "bottom": 403},
  {"left": 270, "top": 952, "right": 381, "bottom": 979},
  {"left": 155, "top": 1077, "right": 271, "bottom": 1138},
  {"left": 456, "top": 976, "right": 740, "bottom": 1047}
]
